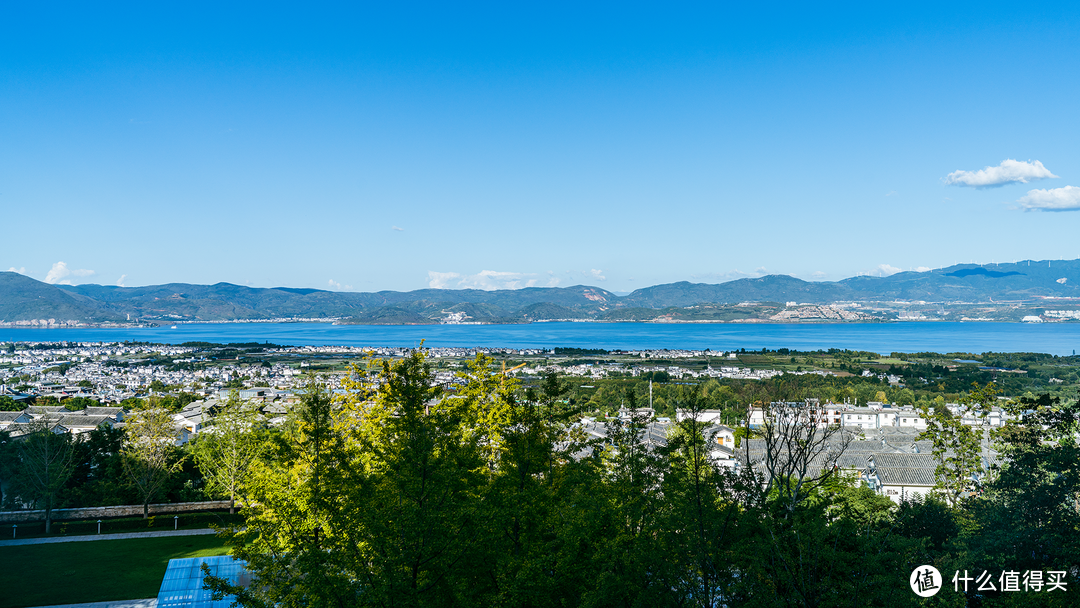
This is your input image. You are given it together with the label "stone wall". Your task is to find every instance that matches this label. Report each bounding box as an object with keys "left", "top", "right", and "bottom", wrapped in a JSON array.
[{"left": 0, "top": 500, "right": 233, "bottom": 523}]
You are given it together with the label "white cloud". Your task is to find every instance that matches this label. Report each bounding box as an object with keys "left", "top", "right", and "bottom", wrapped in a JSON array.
[
  {"left": 44, "top": 261, "right": 95, "bottom": 285},
  {"left": 116, "top": 275, "right": 127, "bottom": 287},
  {"left": 877, "top": 264, "right": 902, "bottom": 276},
  {"left": 916, "top": 266, "right": 931, "bottom": 272},
  {"left": 811, "top": 271, "right": 827, "bottom": 279},
  {"left": 7, "top": 267, "right": 26, "bottom": 274},
  {"left": 1017, "top": 185, "right": 1080, "bottom": 211},
  {"left": 587, "top": 269, "right": 606, "bottom": 282},
  {"left": 944, "top": 159, "right": 1057, "bottom": 188},
  {"left": 885, "top": 190, "right": 899, "bottom": 197},
  {"left": 328, "top": 279, "right": 352, "bottom": 290},
  {"left": 427, "top": 271, "right": 462, "bottom": 289},
  {"left": 460, "top": 271, "right": 537, "bottom": 290},
  {"left": 392, "top": 226, "right": 404, "bottom": 231},
  {"left": 428, "top": 270, "right": 541, "bottom": 291}
]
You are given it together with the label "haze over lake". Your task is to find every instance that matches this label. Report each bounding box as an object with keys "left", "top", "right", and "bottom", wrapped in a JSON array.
[{"left": 2, "top": 322, "right": 1080, "bottom": 356}]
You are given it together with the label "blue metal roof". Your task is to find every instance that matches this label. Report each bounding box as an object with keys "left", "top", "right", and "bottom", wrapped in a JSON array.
[{"left": 157, "top": 555, "right": 249, "bottom": 608}]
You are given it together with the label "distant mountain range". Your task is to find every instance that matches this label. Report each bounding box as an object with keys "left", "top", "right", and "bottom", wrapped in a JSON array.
[{"left": 3, "top": 259, "right": 1080, "bottom": 325}]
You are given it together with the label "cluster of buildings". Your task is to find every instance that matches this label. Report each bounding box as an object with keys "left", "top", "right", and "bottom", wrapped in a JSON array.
[
  {"left": 0, "top": 319, "right": 89, "bottom": 327},
  {"left": 770, "top": 305, "right": 869, "bottom": 321},
  {"left": 287, "top": 345, "right": 549, "bottom": 357},
  {"left": 0, "top": 404, "right": 125, "bottom": 437},
  {"left": 621, "top": 349, "right": 737, "bottom": 359},
  {"left": 735, "top": 432, "right": 980, "bottom": 502},
  {"left": 732, "top": 399, "right": 1007, "bottom": 501},
  {"left": 0, "top": 343, "right": 334, "bottom": 404},
  {"left": 745, "top": 400, "right": 1011, "bottom": 432},
  {"left": 571, "top": 399, "right": 1009, "bottom": 504}
]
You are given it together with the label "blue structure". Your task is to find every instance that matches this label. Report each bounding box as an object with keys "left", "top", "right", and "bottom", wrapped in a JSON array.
[{"left": 157, "top": 555, "right": 250, "bottom": 608}]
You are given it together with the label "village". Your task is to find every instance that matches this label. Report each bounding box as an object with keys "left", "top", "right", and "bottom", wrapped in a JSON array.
[{"left": 0, "top": 340, "right": 1018, "bottom": 508}]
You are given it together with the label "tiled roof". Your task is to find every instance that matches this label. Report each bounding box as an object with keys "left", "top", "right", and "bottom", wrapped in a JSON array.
[
  {"left": 875, "top": 467, "right": 936, "bottom": 486},
  {"left": 56, "top": 415, "right": 114, "bottom": 428},
  {"left": 870, "top": 452, "right": 938, "bottom": 469}
]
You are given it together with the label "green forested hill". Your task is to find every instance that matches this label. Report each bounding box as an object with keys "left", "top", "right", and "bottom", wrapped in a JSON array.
[{"left": 0, "top": 272, "right": 123, "bottom": 323}]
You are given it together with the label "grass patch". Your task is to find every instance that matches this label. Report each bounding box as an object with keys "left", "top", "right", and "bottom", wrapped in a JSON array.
[
  {"left": 0, "top": 534, "right": 230, "bottom": 608},
  {"left": 859, "top": 358, "right": 908, "bottom": 365}
]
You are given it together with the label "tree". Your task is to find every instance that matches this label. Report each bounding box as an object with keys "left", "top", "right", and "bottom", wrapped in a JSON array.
[
  {"left": 208, "top": 354, "right": 499, "bottom": 607},
  {"left": 121, "top": 408, "right": 182, "bottom": 518},
  {"left": 585, "top": 401, "right": 672, "bottom": 606},
  {"left": 0, "top": 396, "right": 21, "bottom": 411},
  {"left": 191, "top": 393, "right": 266, "bottom": 513},
  {"left": 62, "top": 396, "right": 99, "bottom": 411},
  {"left": 917, "top": 383, "right": 997, "bottom": 507},
  {"left": 661, "top": 385, "right": 745, "bottom": 607},
  {"left": 64, "top": 425, "right": 130, "bottom": 508},
  {"left": 758, "top": 399, "right": 851, "bottom": 514},
  {"left": 10, "top": 422, "right": 76, "bottom": 533},
  {"left": 962, "top": 393, "right": 1080, "bottom": 585}
]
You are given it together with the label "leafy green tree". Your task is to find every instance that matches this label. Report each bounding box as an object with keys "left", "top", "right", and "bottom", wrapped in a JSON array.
[
  {"left": 584, "top": 405, "right": 672, "bottom": 606},
  {"left": 737, "top": 482, "right": 922, "bottom": 608},
  {"left": 62, "top": 425, "right": 131, "bottom": 508},
  {"left": 484, "top": 370, "right": 601, "bottom": 606},
  {"left": 121, "top": 408, "right": 182, "bottom": 518},
  {"left": 191, "top": 393, "right": 266, "bottom": 514},
  {"left": 917, "top": 383, "right": 998, "bottom": 507},
  {"left": 960, "top": 393, "right": 1080, "bottom": 593},
  {"left": 0, "top": 395, "right": 20, "bottom": 411},
  {"left": 208, "top": 380, "right": 353, "bottom": 607},
  {"left": 62, "top": 396, "right": 100, "bottom": 411},
  {"left": 661, "top": 386, "right": 745, "bottom": 607},
  {"left": 894, "top": 493, "right": 959, "bottom": 555},
  {"left": 10, "top": 422, "right": 76, "bottom": 533},
  {"left": 210, "top": 354, "right": 508, "bottom": 607}
]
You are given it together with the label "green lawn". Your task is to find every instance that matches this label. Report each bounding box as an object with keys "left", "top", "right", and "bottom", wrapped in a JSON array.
[{"left": 0, "top": 535, "right": 231, "bottom": 608}]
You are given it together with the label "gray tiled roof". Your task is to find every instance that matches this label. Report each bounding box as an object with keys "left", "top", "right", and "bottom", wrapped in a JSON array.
[
  {"left": 870, "top": 453, "right": 939, "bottom": 469},
  {"left": 845, "top": 440, "right": 904, "bottom": 453},
  {"left": 875, "top": 467, "right": 936, "bottom": 486},
  {"left": 57, "top": 415, "right": 115, "bottom": 428},
  {"left": 81, "top": 406, "right": 123, "bottom": 417},
  {"left": 23, "top": 405, "right": 67, "bottom": 415}
]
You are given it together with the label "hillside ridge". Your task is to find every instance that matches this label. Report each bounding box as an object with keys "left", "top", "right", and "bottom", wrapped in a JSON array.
[{"left": 3, "top": 259, "right": 1080, "bottom": 324}]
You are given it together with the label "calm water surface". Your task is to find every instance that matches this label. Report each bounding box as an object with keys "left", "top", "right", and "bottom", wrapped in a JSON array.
[{"left": 2, "top": 322, "right": 1080, "bottom": 355}]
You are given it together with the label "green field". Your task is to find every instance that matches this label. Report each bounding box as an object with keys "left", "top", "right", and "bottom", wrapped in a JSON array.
[{"left": 0, "top": 535, "right": 230, "bottom": 608}]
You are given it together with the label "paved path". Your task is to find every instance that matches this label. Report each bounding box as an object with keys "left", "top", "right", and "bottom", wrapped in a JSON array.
[
  {"left": 23, "top": 599, "right": 157, "bottom": 608},
  {"left": 0, "top": 527, "right": 219, "bottom": 547}
]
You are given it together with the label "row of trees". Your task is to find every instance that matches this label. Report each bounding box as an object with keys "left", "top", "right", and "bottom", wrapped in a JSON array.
[
  {"left": 196, "top": 352, "right": 1079, "bottom": 607},
  {"left": 0, "top": 393, "right": 265, "bottom": 531}
]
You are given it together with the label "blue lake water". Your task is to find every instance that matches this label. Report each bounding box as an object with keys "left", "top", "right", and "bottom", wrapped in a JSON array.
[{"left": 2, "top": 322, "right": 1080, "bottom": 355}]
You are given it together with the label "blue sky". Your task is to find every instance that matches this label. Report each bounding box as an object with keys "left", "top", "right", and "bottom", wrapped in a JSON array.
[{"left": 3, "top": 2, "right": 1080, "bottom": 293}]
